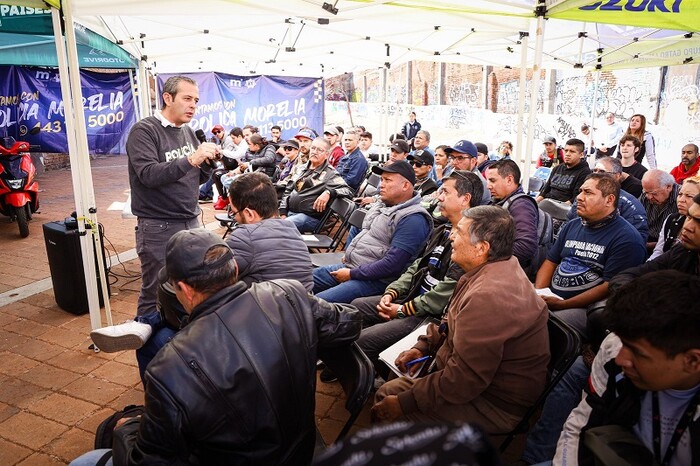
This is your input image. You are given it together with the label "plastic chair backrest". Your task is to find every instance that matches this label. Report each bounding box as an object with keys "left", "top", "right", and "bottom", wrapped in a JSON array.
[{"left": 317, "top": 342, "right": 374, "bottom": 443}]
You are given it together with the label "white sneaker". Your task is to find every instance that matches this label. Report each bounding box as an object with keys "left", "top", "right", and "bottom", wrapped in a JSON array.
[{"left": 90, "top": 321, "right": 153, "bottom": 353}]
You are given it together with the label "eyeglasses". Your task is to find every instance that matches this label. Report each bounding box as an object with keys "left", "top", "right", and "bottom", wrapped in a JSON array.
[
  {"left": 643, "top": 188, "right": 664, "bottom": 197},
  {"left": 448, "top": 155, "right": 472, "bottom": 162},
  {"left": 284, "top": 147, "right": 297, "bottom": 152},
  {"left": 309, "top": 146, "right": 326, "bottom": 153},
  {"left": 228, "top": 208, "right": 239, "bottom": 219},
  {"left": 213, "top": 130, "right": 223, "bottom": 134},
  {"left": 409, "top": 160, "right": 425, "bottom": 168}
]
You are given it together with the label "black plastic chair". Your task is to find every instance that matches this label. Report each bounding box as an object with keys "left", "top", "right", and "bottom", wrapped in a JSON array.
[
  {"left": 317, "top": 342, "right": 375, "bottom": 444},
  {"left": 498, "top": 312, "right": 582, "bottom": 452},
  {"left": 302, "top": 197, "right": 356, "bottom": 252},
  {"left": 214, "top": 208, "right": 237, "bottom": 239},
  {"left": 310, "top": 208, "right": 367, "bottom": 267},
  {"left": 355, "top": 172, "right": 381, "bottom": 198}
]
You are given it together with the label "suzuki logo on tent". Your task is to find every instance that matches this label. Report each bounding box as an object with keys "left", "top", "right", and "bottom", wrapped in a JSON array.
[{"left": 580, "top": 0, "right": 683, "bottom": 13}]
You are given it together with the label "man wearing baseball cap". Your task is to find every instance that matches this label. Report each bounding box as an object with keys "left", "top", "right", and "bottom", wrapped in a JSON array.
[
  {"left": 313, "top": 160, "right": 433, "bottom": 304},
  {"left": 444, "top": 140, "right": 491, "bottom": 205},
  {"left": 294, "top": 127, "right": 316, "bottom": 163},
  {"left": 324, "top": 126, "right": 345, "bottom": 167},
  {"left": 407, "top": 150, "right": 438, "bottom": 197},
  {"left": 99, "top": 228, "right": 361, "bottom": 465},
  {"left": 539, "top": 136, "right": 564, "bottom": 168},
  {"left": 389, "top": 139, "right": 411, "bottom": 164}
]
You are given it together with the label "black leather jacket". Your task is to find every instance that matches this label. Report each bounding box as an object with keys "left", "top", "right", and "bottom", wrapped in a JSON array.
[{"left": 114, "top": 279, "right": 361, "bottom": 465}]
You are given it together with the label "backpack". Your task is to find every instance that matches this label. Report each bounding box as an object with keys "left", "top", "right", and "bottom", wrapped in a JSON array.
[
  {"left": 94, "top": 404, "right": 145, "bottom": 449},
  {"left": 502, "top": 192, "right": 554, "bottom": 281}
]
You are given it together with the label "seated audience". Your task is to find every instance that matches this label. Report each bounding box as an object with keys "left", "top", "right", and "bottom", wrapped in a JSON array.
[
  {"left": 554, "top": 270, "right": 700, "bottom": 465},
  {"left": 90, "top": 174, "right": 316, "bottom": 378},
  {"left": 371, "top": 206, "right": 549, "bottom": 433},
  {"left": 536, "top": 138, "right": 591, "bottom": 204},
  {"left": 434, "top": 144, "right": 453, "bottom": 182},
  {"left": 650, "top": 176, "right": 700, "bottom": 260},
  {"left": 320, "top": 171, "right": 481, "bottom": 383},
  {"left": 611, "top": 191, "right": 700, "bottom": 290},
  {"left": 670, "top": 143, "right": 700, "bottom": 184},
  {"left": 641, "top": 169, "right": 679, "bottom": 252},
  {"left": 444, "top": 139, "right": 491, "bottom": 205},
  {"left": 359, "top": 131, "right": 380, "bottom": 159},
  {"left": 407, "top": 150, "right": 438, "bottom": 197},
  {"left": 388, "top": 139, "right": 410, "bottom": 164},
  {"left": 522, "top": 191, "right": 700, "bottom": 464},
  {"left": 337, "top": 130, "right": 368, "bottom": 191},
  {"left": 535, "top": 173, "right": 646, "bottom": 336},
  {"left": 276, "top": 139, "right": 304, "bottom": 183},
  {"left": 324, "top": 126, "right": 344, "bottom": 168},
  {"left": 279, "top": 137, "right": 353, "bottom": 233},
  {"left": 485, "top": 159, "right": 539, "bottom": 274},
  {"left": 595, "top": 155, "right": 642, "bottom": 197},
  {"left": 476, "top": 142, "right": 496, "bottom": 175},
  {"left": 75, "top": 229, "right": 361, "bottom": 465},
  {"left": 566, "top": 159, "right": 649, "bottom": 241},
  {"left": 617, "top": 134, "right": 648, "bottom": 180},
  {"left": 313, "top": 160, "right": 432, "bottom": 304},
  {"left": 538, "top": 136, "right": 564, "bottom": 168}
]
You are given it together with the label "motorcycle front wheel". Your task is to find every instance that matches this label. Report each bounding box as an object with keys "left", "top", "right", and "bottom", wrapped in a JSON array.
[{"left": 15, "top": 205, "right": 29, "bottom": 238}]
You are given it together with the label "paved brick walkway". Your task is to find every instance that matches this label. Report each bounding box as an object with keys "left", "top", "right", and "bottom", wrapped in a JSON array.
[{"left": 0, "top": 156, "right": 367, "bottom": 465}]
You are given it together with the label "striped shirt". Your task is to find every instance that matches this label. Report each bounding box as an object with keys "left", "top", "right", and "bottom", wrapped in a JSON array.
[{"left": 640, "top": 183, "right": 679, "bottom": 241}]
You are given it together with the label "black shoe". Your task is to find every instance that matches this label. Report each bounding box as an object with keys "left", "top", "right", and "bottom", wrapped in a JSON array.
[
  {"left": 319, "top": 367, "right": 338, "bottom": 383},
  {"left": 198, "top": 196, "right": 213, "bottom": 204}
]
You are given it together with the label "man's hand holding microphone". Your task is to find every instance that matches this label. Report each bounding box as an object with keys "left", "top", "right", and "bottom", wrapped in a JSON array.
[{"left": 190, "top": 129, "right": 222, "bottom": 168}]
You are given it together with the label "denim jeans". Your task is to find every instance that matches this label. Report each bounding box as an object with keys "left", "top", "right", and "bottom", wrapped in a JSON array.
[
  {"left": 313, "top": 264, "right": 388, "bottom": 304},
  {"left": 135, "top": 324, "right": 177, "bottom": 384},
  {"left": 199, "top": 177, "right": 215, "bottom": 198},
  {"left": 286, "top": 212, "right": 322, "bottom": 233},
  {"left": 521, "top": 356, "right": 590, "bottom": 464}
]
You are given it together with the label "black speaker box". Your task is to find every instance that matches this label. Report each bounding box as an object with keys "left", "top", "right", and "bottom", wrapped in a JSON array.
[{"left": 43, "top": 220, "right": 110, "bottom": 315}]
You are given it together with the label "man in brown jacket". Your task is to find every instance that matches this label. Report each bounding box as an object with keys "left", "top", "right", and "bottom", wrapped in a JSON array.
[{"left": 371, "top": 206, "right": 550, "bottom": 433}]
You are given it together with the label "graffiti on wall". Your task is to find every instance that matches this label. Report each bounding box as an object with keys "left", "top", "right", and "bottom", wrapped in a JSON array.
[
  {"left": 446, "top": 82, "right": 480, "bottom": 106},
  {"left": 497, "top": 80, "right": 544, "bottom": 114},
  {"left": 660, "top": 74, "right": 700, "bottom": 129}
]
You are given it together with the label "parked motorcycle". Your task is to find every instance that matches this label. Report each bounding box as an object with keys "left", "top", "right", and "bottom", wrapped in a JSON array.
[{"left": 0, "top": 127, "right": 41, "bottom": 238}]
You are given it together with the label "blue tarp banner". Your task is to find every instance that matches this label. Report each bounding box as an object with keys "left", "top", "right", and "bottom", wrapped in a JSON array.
[
  {"left": 157, "top": 72, "right": 324, "bottom": 141},
  {"left": 0, "top": 65, "right": 136, "bottom": 154}
]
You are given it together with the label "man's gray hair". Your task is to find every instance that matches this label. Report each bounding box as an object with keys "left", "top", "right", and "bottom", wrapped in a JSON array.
[
  {"left": 417, "top": 129, "right": 430, "bottom": 142},
  {"left": 644, "top": 169, "right": 676, "bottom": 188},
  {"left": 161, "top": 75, "right": 197, "bottom": 107},
  {"left": 462, "top": 206, "right": 514, "bottom": 262},
  {"left": 184, "top": 246, "right": 237, "bottom": 295},
  {"left": 598, "top": 156, "right": 622, "bottom": 174}
]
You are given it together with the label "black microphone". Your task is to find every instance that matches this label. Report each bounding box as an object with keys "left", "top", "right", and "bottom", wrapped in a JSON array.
[{"left": 194, "top": 129, "right": 218, "bottom": 168}]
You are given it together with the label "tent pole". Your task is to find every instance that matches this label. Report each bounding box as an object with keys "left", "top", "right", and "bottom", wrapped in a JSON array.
[
  {"left": 128, "top": 69, "right": 141, "bottom": 122},
  {"left": 516, "top": 31, "right": 530, "bottom": 171},
  {"left": 52, "top": 3, "right": 112, "bottom": 331},
  {"left": 590, "top": 68, "right": 600, "bottom": 167},
  {"left": 524, "top": 10, "right": 546, "bottom": 190},
  {"left": 138, "top": 59, "right": 151, "bottom": 118}
]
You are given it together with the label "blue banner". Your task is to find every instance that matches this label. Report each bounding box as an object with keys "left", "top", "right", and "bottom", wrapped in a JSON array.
[
  {"left": 157, "top": 72, "right": 324, "bottom": 141},
  {"left": 0, "top": 65, "right": 136, "bottom": 154}
]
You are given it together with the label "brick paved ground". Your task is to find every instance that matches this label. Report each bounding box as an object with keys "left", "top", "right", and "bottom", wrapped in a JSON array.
[{"left": 0, "top": 156, "right": 369, "bottom": 465}]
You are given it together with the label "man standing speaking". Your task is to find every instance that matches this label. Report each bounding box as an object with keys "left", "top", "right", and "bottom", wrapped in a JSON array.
[{"left": 127, "top": 75, "right": 218, "bottom": 318}]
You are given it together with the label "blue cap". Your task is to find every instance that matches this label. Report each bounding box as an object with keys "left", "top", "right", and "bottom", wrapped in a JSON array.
[{"left": 444, "top": 140, "right": 478, "bottom": 157}]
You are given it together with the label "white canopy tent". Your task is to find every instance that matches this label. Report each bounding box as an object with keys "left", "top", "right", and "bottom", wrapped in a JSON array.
[{"left": 7, "top": 0, "right": 699, "bottom": 329}]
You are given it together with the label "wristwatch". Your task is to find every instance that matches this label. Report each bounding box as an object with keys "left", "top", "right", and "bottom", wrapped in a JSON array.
[{"left": 396, "top": 305, "right": 406, "bottom": 319}]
